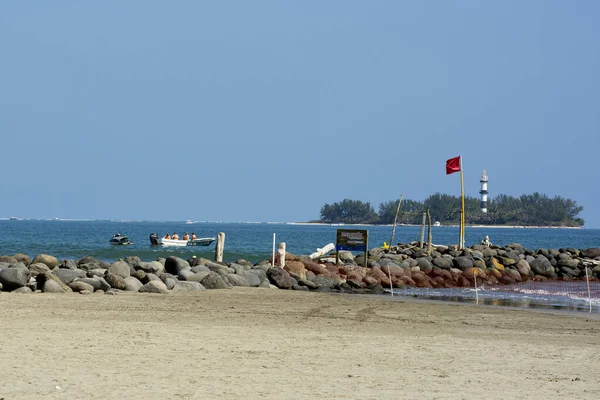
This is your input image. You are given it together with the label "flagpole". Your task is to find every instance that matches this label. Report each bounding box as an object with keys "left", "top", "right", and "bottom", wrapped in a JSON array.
[{"left": 460, "top": 157, "right": 465, "bottom": 250}]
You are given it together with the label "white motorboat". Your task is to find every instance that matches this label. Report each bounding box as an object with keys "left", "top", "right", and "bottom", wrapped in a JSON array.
[{"left": 149, "top": 233, "right": 215, "bottom": 247}]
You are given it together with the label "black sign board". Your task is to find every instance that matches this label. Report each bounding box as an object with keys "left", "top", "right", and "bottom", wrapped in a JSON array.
[{"left": 336, "top": 229, "right": 369, "bottom": 267}]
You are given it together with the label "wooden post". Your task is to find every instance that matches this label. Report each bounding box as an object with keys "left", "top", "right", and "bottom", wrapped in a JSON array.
[
  {"left": 277, "top": 242, "right": 286, "bottom": 268},
  {"left": 426, "top": 208, "right": 432, "bottom": 256},
  {"left": 214, "top": 232, "right": 225, "bottom": 262},
  {"left": 419, "top": 211, "right": 426, "bottom": 249},
  {"left": 389, "top": 193, "right": 404, "bottom": 250}
]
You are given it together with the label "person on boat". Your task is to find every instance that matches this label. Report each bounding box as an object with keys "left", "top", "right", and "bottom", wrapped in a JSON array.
[
  {"left": 164, "top": 233, "right": 171, "bottom": 239},
  {"left": 172, "top": 232, "right": 179, "bottom": 240},
  {"left": 191, "top": 232, "right": 197, "bottom": 240},
  {"left": 113, "top": 233, "right": 122, "bottom": 239},
  {"left": 183, "top": 232, "right": 190, "bottom": 241}
]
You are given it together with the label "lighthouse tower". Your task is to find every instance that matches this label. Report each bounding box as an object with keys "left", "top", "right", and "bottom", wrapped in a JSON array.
[{"left": 479, "top": 170, "right": 488, "bottom": 213}]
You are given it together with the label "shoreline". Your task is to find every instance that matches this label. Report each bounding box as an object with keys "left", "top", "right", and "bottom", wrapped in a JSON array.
[{"left": 294, "top": 222, "right": 584, "bottom": 229}]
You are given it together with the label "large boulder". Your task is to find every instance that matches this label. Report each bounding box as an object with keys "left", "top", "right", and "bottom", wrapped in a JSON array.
[
  {"left": 515, "top": 259, "right": 531, "bottom": 276},
  {"left": 139, "top": 280, "right": 170, "bottom": 294},
  {"left": 32, "top": 254, "right": 59, "bottom": 269},
  {"left": 529, "top": 255, "right": 555, "bottom": 276},
  {"left": 135, "top": 261, "right": 164, "bottom": 275},
  {"left": 108, "top": 261, "right": 132, "bottom": 279},
  {"left": 201, "top": 272, "right": 231, "bottom": 289},
  {"left": 52, "top": 269, "right": 86, "bottom": 285},
  {"left": 28, "top": 263, "right": 51, "bottom": 277},
  {"left": 453, "top": 257, "right": 474, "bottom": 270},
  {"left": 124, "top": 277, "right": 143, "bottom": 292},
  {"left": 104, "top": 272, "right": 127, "bottom": 290},
  {"left": 164, "top": 257, "right": 190, "bottom": 275},
  {"left": 43, "top": 279, "right": 67, "bottom": 293},
  {"left": 226, "top": 274, "right": 248, "bottom": 287},
  {"left": 12, "top": 253, "right": 31, "bottom": 265},
  {"left": 172, "top": 281, "right": 206, "bottom": 292},
  {"left": 69, "top": 281, "right": 95, "bottom": 293},
  {"left": 432, "top": 257, "right": 453, "bottom": 270},
  {"left": 581, "top": 248, "right": 600, "bottom": 259},
  {"left": 267, "top": 267, "right": 295, "bottom": 289},
  {"left": 205, "top": 261, "right": 232, "bottom": 276},
  {"left": 0, "top": 268, "right": 31, "bottom": 291}
]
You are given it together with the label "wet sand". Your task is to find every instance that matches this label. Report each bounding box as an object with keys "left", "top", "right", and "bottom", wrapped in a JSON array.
[{"left": 0, "top": 289, "right": 598, "bottom": 399}]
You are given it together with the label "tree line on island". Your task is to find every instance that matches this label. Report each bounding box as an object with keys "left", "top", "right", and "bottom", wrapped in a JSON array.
[{"left": 319, "top": 193, "right": 585, "bottom": 227}]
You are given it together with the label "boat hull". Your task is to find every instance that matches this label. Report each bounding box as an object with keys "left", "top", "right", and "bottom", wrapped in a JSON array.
[{"left": 155, "top": 237, "right": 215, "bottom": 247}]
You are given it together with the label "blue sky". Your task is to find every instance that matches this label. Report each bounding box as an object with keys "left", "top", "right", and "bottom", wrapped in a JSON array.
[{"left": 1, "top": 1, "right": 598, "bottom": 226}]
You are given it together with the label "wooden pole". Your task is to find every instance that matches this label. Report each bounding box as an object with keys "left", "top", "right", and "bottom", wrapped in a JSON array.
[
  {"left": 460, "top": 158, "right": 465, "bottom": 249},
  {"left": 277, "top": 242, "right": 286, "bottom": 268},
  {"left": 419, "top": 211, "right": 426, "bottom": 249},
  {"left": 214, "top": 232, "right": 225, "bottom": 262},
  {"left": 389, "top": 193, "right": 404, "bottom": 249},
  {"left": 427, "top": 207, "right": 432, "bottom": 256}
]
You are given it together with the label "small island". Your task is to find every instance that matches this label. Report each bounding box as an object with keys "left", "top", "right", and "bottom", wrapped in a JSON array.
[{"left": 319, "top": 192, "right": 585, "bottom": 227}]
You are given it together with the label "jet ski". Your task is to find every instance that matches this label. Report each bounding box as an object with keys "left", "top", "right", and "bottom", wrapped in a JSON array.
[{"left": 109, "top": 233, "right": 134, "bottom": 245}]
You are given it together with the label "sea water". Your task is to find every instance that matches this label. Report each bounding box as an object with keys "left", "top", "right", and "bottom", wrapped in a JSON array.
[{"left": 1, "top": 220, "right": 598, "bottom": 263}]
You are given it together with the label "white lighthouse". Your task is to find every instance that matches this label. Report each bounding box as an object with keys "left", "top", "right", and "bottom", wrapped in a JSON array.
[{"left": 479, "top": 170, "right": 488, "bottom": 213}]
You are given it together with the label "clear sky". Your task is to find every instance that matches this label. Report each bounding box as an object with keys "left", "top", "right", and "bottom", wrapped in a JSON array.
[{"left": 1, "top": 1, "right": 598, "bottom": 226}]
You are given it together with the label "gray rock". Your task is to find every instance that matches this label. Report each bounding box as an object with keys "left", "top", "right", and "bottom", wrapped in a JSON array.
[
  {"left": 146, "top": 273, "right": 161, "bottom": 282},
  {"left": 226, "top": 273, "right": 248, "bottom": 287},
  {"left": 163, "top": 277, "right": 176, "bottom": 290},
  {"left": 28, "top": 263, "right": 51, "bottom": 277},
  {"left": 87, "top": 268, "right": 107, "bottom": 277},
  {"left": 237, "top": 271, "right": 261, "bottom": 287},
  {"left": 205, "top": 261, "right": 232, "bottom": 276},
  {"left": 416, "top": 258, "right": 433, "bottom": 273},
  {"left": 515, "top": 260, "right": 531, "bottom": 276},
  {"left": 453, "top": 256, "right": 474, "bottom": 270},
  {"left": 164, "top": 257, "right": 190, "bottom": 275},
  {"left": 12, "top": 286, "right": 32, "bottom": 294},
  {"left": 69, "top": 281, "right": 95, "bottom": 293},
  {"left": 53, "top": 269, "right": 86, "bottom": 284},
  {"left": 530, "top": 255, "right": 555, "bottom": 276},
  {"left": 76, "top": 278, "right": 103, "bottom": 291},
  {"left": 124, "top": 277, "right": 143, "bottom": 292},
  {"left": 178, "top": 269, "right": 195, "bottom": 281},
  {"left": 139, "top": 280, "right": 170, "bottom": 294},
  {"left": 96, "top": 277, "right": 112, "bottom": 292},
  {"left": 135, "top": 261, "right": 164, "bottom": 275},
  {"left": 314, "top": 276, "right": 336, "bottom": 288},
  {"left": 267, "top": 267, "right": 295, "bottom": 289},
  {"left": 582, "top": 248, "right": 600, "bottom": 259},
  {"left": 297, "top": 278, "right": 317, "bottom": 289},
  {"left": 104, "top": 272, "right": 127, "bottom": 290},
  {"left": 32, "top": 254, "right": 59, "bottom": 269},
  {"left": 0, "top": 268, "right": 31, "bottom": 290},
  {"left": 187, "top": 271, "right": 210, "bottom": 283},
  {"left": 191, "top": 265, "right": 210, "bottom": 273},
  {"left": 292, "top": 284, "right": 309, "bottom": 291},
  {"left": 108, "top": 261, "right": 131, "bottom": 279},
  {"left": 59, "top": 259, "right": 79, "bottom": 270},
  {"left": 201, "top": 272, "right": 231, "bottom": 289},
  {"left": 432, "top": 257, "right": 453, "bottom": 270},
  {"left": 338, "top": 251, "right": 355, "bottom": 263},
  {"left": 43, "top": 279, "right": 66, "bottom": 293},
  {"left": 247, "top": 268, "right": 268, "bottom": 282},
  {"left": 259, "top": 279, "right": 271, "bottom": 288},
  {"left": 172, "top": 281, "right": 206, "bottom": 292}
]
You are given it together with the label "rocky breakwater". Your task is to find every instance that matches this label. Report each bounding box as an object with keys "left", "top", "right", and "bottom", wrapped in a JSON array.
[{"left": 0, "top": 245, "right": 598, "bottom": 294}]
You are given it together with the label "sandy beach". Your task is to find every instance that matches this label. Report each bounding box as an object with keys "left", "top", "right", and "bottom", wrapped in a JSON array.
[{"left": 1, "top": 289, "right": 598, "bottom": 399}]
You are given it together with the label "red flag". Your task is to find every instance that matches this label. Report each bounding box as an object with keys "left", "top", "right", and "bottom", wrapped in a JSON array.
[{"left": 446, "top": 156, "right": 461, "bottom": 175}]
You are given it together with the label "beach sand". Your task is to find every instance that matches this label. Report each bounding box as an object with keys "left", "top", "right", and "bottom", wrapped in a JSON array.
[{"left": 1, "top": 289, "right": 598, "bottom": 399}]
